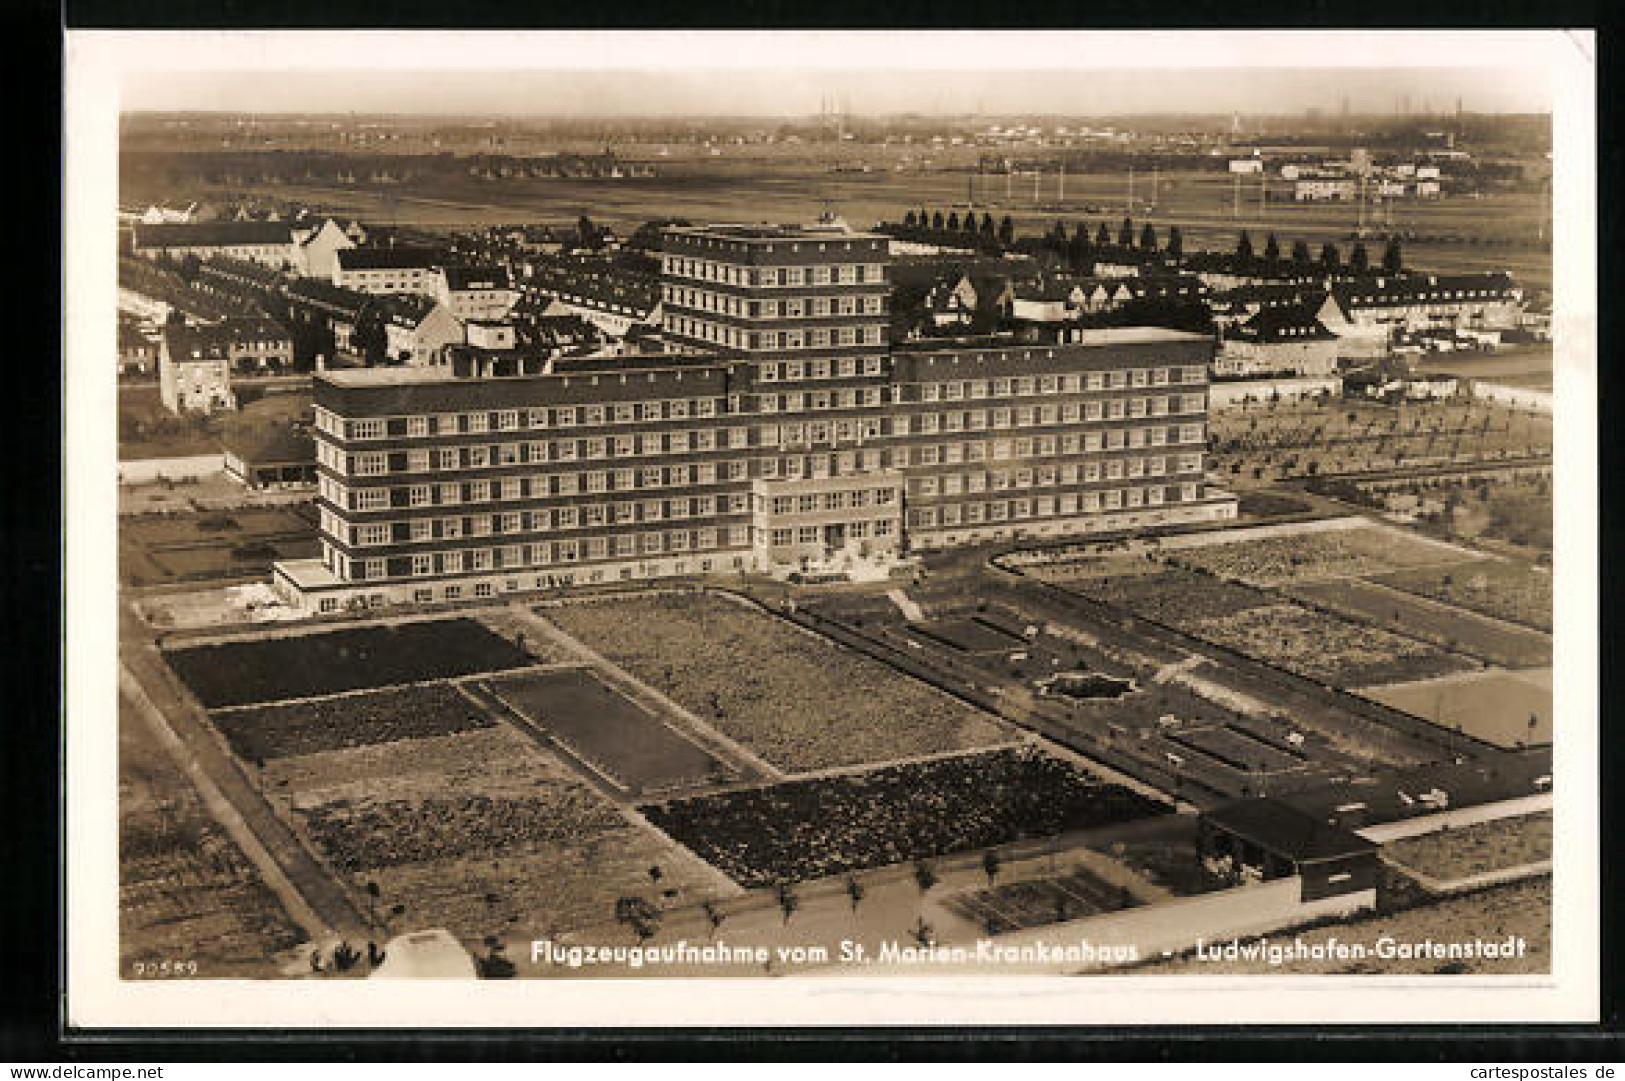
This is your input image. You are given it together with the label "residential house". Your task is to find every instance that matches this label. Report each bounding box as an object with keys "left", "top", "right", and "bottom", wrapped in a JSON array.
[
  {"left": 436, "top": 266, "right": 520, "bottom": 322},
  {"left": 158, "top": 323, "right": 239, "bottom": 415},
  {"left": 1215, "top": 304, "right": 1341, "bottom": 379},
  {"left": 132, "top": 221, "right": 301, "bottom": 270},
  {"left": 382, "top": 295, "right": 465, "bottom": 367},
  {"left": 293, "top": 218, "right": 358, "bottom": 281},
  {"left": 332, "top": 246, "right": 443, "bottom": 297}
]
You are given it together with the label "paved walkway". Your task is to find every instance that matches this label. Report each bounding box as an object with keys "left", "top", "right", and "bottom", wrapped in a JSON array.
[{"left": 119, "top": 606, "right": 372, "bottom": 942}]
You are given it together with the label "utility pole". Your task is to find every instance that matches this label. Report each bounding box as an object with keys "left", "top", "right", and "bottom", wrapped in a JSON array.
[
  {"left": 1058, "top": 160, "right": 1065, "bottom": 202},
  {"left": 1233, "top": 171, "right": 1241, "bottom": 221},
  {"left": 1034, "top": 168, "right": 1041, "bottom": 204},
  {"left": 1151, "top": 165, "right": 1159, "bottom": 208},
  {"left": 1127, "top": 165, "right": 1134, "bottom": 212}
]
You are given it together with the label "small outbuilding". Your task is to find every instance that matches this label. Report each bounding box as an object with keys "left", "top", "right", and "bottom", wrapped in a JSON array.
[
  {"left": 1199, "top": 798, "right": 1380, "bottom": 901},
  {"left": 223, "top": 425, "right": 316, "bottom": 490}
]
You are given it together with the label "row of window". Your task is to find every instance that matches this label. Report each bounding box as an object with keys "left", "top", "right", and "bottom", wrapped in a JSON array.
[
  {"left": 324, "top": 396, "right": 728, "bottom": 441},
  {"left": 344, "top": 495, "right": 752, "bottom": 548},
  {"left": 906, "top": 485, "right": 1202, "bottom": 528},
  {"left": 323, "top": 460, "right": 752, "bottom": 513},
  {"left": 661, "top": 257, "right": 885, "bottom": 288},
  {"left": 913, "top": 367, "right": 1205, "bottom": 401},
  {"left": 757, "top": 356, "right": 885, "bottom": 382},
  {"left": 667, "top": 314, "right": 886, "bottom": 351},
  {"left": 769, "top": 519, "right": 896, "bottom": 547},
  {"left": 664, "top": 286, "right": 885, "bottom": 320},
  {"left": 340, "top": 525, "right": 754, "bottom": 581},
  {"left": 766, "top": 487, "right": 900, "bottom": 516},
  {"left": 895, "top": 397, "right": 1205, "bottom": 432},
  {"left": 906, "top": 455, "right": 1203, "bottom": 498}
]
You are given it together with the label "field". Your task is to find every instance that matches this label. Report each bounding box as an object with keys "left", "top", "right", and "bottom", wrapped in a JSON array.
[
  {"left": 1286, "top": 578, "right": 1550, "bottom": 668},
  {"left": 210, "top": 683, "right": 496, "bottom": 762},
  {"left": 1165, "top": 525, "right": 1466, "bottom": 587},
  {"left": 1360, "top": 670, "right": 1551, "bottom": 748},
  {"left": 164, "top": 618, "right": 535, "bottom": 708},
  {"left": 544, "top": 593, "right": 1009, "bottom": 772},
  {"left": 1188, "top": 603, "right": 1475, "bottom": 688},
  {"left": 121, "top": 505, "right": 319, "bottom": 588},
  {"left": 1057, "top": 567, "right": 1279, "bottom": 622},
  {"left": 1143, "top": 877, "right": 1550, "bottom": 975},
  {"left": 1377, "top": 560, "right": 1552, "bottom": 631},
  {"left": 1209, "top": 398, "right": 1553, "bottom": 485},
  {"left": 486, "top": 668, "right": 727, "bottom": 792},
  {"left": 1094, "top": 831, "right": 1234, "bottom": 897},
  {"left": 640, "top": 747, "right": 1169, "bottom": 887},
  {"left": 120, "top": 694, "right": 303, "bottom": 976},
  {"left": 1383, "top": 813, "right": 1552, "bottom": 884},
  {"left": 264, "top": 723, "right": 715, "bottom": 944},
  {"left": 944, "top": 867, "right": 1136, "bottom": 934}
]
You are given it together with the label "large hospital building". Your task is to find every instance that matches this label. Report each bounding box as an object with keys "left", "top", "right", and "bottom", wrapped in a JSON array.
[{"left": 273, "top": 223, "right": 1237, "bottom": 613}]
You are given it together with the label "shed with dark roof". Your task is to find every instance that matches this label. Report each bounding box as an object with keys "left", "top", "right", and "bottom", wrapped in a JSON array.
[{"left": 1199, "top": 798, "right": 1379, "bottom": 901}]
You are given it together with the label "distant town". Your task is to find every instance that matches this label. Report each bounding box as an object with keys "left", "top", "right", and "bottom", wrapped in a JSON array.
[{"left": 115, "top": 106, "right": 1554, "bottom": 984}]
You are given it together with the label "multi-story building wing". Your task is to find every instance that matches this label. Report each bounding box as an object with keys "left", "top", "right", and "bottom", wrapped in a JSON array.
[{"left": 272, "top": 223, "right": 1235, "bottom": 613}]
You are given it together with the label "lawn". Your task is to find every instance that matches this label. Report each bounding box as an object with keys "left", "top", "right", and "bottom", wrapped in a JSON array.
[
  {"left": 640, "top": 747, "right": 1169, "bottom": 887},
  {"left": 1286, "top": 578, "right": 1550, "bottom": 668},
  {"left": 1377, "top": 560, "right": 1552, "bottom": 632},
  {"left": 908, "top": 617, "right": 1026, "bottom": 654},
  {"left": 1359, "top": 669, "right": 1551, "bottom": 748},
  {"left": 121, "top": 505, "right": 320, "bottom": 587},
  {"left": 164, "top": 618, "right": 536, "bottom": 708},
  {"left": 544, "top": 593, "right": 1009, "bottom": 772},
  {"left": 1383, "top": 812, "right": 1552, "bottom": 884},
  {"left": 486, "top": 668, "right": 728, "bottom": 792},
  {"left": 264, "top": 724, "right": 717, "bottom": 946},
  {"left": 210, "top": 683, "right": 496, "bottom": 762},
  {"left": 120, "top": 695, "right": 303, "bottom": 977},
  {"left": 1188, "top": 603, "right": 1477, "bottom": 688}
]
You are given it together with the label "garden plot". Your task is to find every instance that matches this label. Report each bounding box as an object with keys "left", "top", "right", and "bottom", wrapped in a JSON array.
[
  {"left": 1286, "top": 578, "right": 1550, "bottom": 669},
  {"left": 640, "top": 747, "right": 1169, "bottom": 887},
  {"left": 210, "top": 684, "right": 495, "bottom": 762},
  {"left": 945, "top": 867, "right": 1135, "bottom": 934},
  {"left": 908, "top": 617, "right": 1026, "bottom": 655},
  {"left": 1166, "top": 525, "right": 1472, "bottom": 588},
  {"left": 1359, "top": 669, "right": 1551, "bottom": 748},
  {"left": 1382, "top": 812, "right": 1552, "bottom": 884},
  {"left": 485, "top": 668, "right": 728, "bottom": 792},
  {"left": 1187, "top": 604, "right": 1477, "bottom": 688},
  {"left": 263, "top": 724, "right": 715, "bottom": 946},
  {"left": 545, "top": 593, "right": 1008, "bottom": 772},
  {"left": 1377, "top": 560, "right": 1552, "bottom": 632},
  {"left": 1064, "top": 569, "right": 1280, "bottom": 624},
  {"left": 120, "top": 695, "right": 302, "bottom": 976},
  {"left": 1167, "top": 724, "right": 1306, "bottom": 776},
  {"left": 164, "top": 618, "right": 536, "bottom": 708}
]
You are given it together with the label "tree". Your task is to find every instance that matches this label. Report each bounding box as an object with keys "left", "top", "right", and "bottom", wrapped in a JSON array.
[
  {"left": 931, "top": 211, "right": 945, "bottom": 231},
  {"left": 1291, "top": 239, "right": 1312, "bottom": 265},
  {"left": 912, "top": 860, "right": 938, "bottom": 894},
  {"left": 1320, "top": 241, "right": 1341, "bottom": 268},
  {"left": 910, "top": 917, "right": 935, "bottom": 948},
  {"left": 1117, "top": 217, "right": 1135, "bottom": 247},
  {"left": 1382, "top": 237, "right": 1404, "bottom": 274},
  {"left": 614, "top": 895, "right": 661, "bottom": 943},
  {"left": 1096, "top": 221, "right": 1112, "bottom": 247},
  {"left": 1350, "top": 242, "right": 1371, "bottom": 271},
  {"left": 946, "top": 211, "right": 960, "bottom": 231},
  {"left": 982, "top": 849, "right": 1002, "bottom": 888},
  {"left": 845, "top": 876, "right": 865, "bottom": 912},
  {"left": 903, "top": 209, "right": 917, "bottom": 228},
  {"left": 980, "top": 212, "right": 996, "bottom": 238},
  {"left": 998, "top": 215, "right": 1015, "bottom": 246},
  {"left": 1263, "top": 232, "right": 1281, "bottom": 263},
  {"left": 1166, "top": 225, "right": 1184, "bottom": 259},
  {"left": 576, "top": 214, "right": 602, "bottom": 251},
  {"left": 702, "top": 899, "right": 726, "bottom": 938},
  {"left": 1236, "top": 230, "right": 1255, "bottom": 260},
  {"left": 1139, "top": 222, "right": 1158, "bottom": 251},
  {"left": 775, "top": 882, "right": 800, "bottom": 925}
]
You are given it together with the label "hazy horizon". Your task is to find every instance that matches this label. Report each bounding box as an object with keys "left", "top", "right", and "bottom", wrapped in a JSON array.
[{"left": 122, "top": 67, "right": 1551, "bottom": 120}]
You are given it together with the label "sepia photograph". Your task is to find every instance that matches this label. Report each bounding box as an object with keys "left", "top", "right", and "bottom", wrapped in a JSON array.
[{"left": 61, "top": 28, "right": 1598, "bottom": 1029}]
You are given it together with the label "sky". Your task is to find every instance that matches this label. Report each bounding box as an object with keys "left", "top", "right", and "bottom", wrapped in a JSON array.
[
  {"left": 124, "top": 67, "right": 1550, "bottom": 119},
  {"left": 107, "top": 32, "right": 1560, "bottom": 118}
]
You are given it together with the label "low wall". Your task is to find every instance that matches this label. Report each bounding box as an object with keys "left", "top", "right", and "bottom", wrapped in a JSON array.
[
  {"left": 1209, "top": 376, "right": 1343, "bottom": 410},
  {"left": 118, "top": 453, "right": 225, "bottom": 485},
  {"left": 1472, "top": 382, "right": 1554, "bottom": 414},
  {"left": 1357, "top": 792, "right": 1553, "bottom": 844}
]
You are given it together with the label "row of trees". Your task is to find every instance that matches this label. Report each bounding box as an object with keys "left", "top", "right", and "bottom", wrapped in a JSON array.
[
  {"left": 900, "top": 208, "right": 1018, "bottom": 248},
  {"left": 1233, "top": 229, "right": 1404, "bottom": 274}
]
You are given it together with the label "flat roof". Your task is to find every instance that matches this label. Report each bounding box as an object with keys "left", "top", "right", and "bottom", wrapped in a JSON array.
[
  {"left": 1204, "top": 799, "right": 1378, "bottom": 864},
  {"left": 665, "top": 223, "right": 885, "bottom": 243},
  {"left": 895, "top": 326, "right": 1211, "bottom": 353}
]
